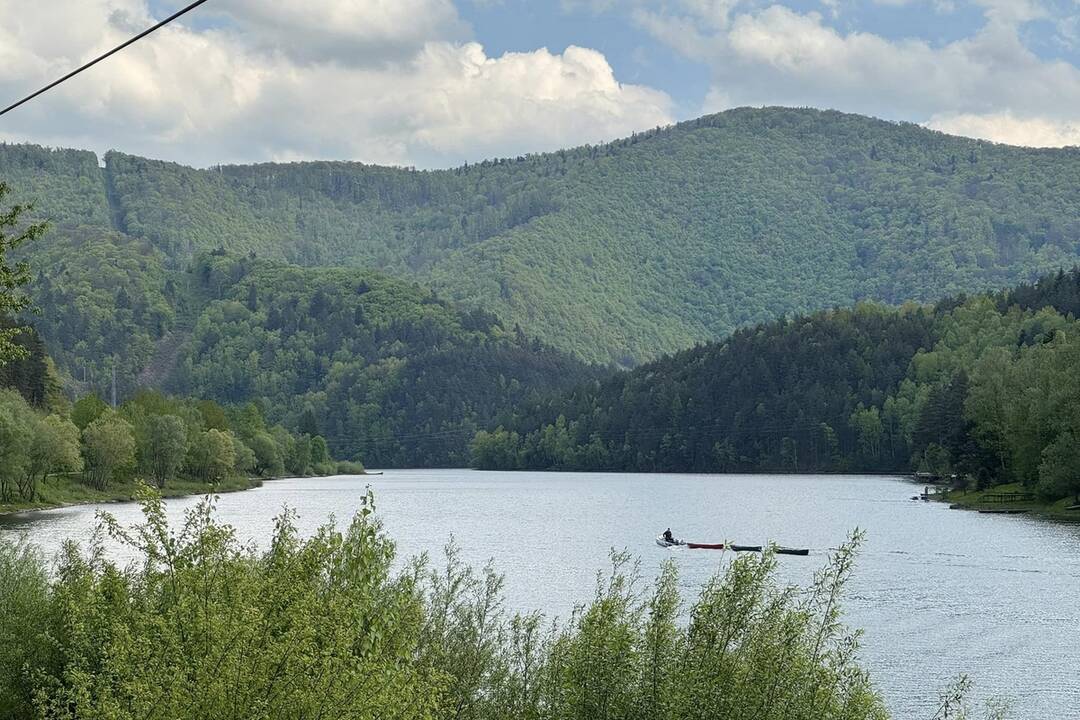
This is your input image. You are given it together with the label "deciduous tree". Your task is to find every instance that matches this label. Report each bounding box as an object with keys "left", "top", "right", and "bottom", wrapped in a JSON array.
[
  {"left": 0, "top": 182, "right": 47, "bottom": 366},
  {"left": 82, "top": 413, "right": 136, "bottom": 490}
]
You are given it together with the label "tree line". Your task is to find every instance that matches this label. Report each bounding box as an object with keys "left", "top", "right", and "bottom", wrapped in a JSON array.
[
  {"left": 474, "top": 269, "right": 1080, "bottom": 503},
  {"left": 0, "top": 385, "right": 353, "bottom": 506}
]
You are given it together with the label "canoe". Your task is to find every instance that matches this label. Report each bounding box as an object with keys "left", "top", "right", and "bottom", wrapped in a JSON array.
[
  {"left": 656, "top": 537, "right": 803, "bottom": 557},
  {"left": 656, "top": 536, "right": 724, "bottom": 550},
  {"left": 776, "top": 547, "right": 810, "bottom": 556}
]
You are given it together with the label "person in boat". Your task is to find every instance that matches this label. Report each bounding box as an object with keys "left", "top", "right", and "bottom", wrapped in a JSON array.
[{"left": 662, "top": 528, "right": 675, "bottom": 543}]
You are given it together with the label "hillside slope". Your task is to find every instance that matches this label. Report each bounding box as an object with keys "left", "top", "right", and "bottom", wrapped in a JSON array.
[
  {"left": 478, "top": 268, "right": 1080, "bottom": 504},
  {"left": 170, "top": 253, "right": 600, "bottom": 465},
  {"left": 4, "top": 107, "right": 1080, "bottom": 364},
  {"left": 16, "top": 232, "right": 599, "bottom": 465}
]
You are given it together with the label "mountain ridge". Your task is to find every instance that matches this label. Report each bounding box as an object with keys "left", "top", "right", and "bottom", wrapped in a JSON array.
[{"left": 5, "top": 106, "right": 1080, "bottom": 365}]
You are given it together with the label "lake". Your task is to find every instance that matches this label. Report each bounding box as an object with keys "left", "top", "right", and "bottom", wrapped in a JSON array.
[{"left": 3, "top": 470, "right": 1079, "bottom": 719}]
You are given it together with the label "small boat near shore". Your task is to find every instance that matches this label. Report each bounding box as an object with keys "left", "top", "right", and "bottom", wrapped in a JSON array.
[{"left": 655, "top": 536, "right": 726, "bottom": 550}]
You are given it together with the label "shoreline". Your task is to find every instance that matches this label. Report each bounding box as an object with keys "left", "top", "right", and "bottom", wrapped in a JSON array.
[
  {"left": 1, "top": 471, "right": 384, "bottom": 517},
  {"left": 15, "top": 471, "right": 1077, "bottom": 525},
  {"left": 0, "top": 475, "right": 263, "bottom": 517},
  {"left": 931, "top": 482, "right": 1080, "bottom": 523}
]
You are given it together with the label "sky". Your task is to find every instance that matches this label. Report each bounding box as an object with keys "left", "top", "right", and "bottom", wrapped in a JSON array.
[{"left": 1, "top": 0, "right": 1080, "bottom": 168}]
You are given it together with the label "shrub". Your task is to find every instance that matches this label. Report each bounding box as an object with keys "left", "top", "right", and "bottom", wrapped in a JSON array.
[{"left": 0, "top": 492, "right": 1005, "bottom": 720}]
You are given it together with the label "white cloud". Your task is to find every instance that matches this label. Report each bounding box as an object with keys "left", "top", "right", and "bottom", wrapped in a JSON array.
[
  {"left": 927, "top": 112, "right": 1080, "bottom": 146},
  {"left": 212, "top": 0, "right": 470, "bottom": 65},
  {"left": 633, "top": 1, "right": 1080, "bottom": 146},
  {"left": 0, "top": 0, "right": 674, "bottom": 167},
  {"left": 221, "top": 42, "right": 674, "bottom": 167}
]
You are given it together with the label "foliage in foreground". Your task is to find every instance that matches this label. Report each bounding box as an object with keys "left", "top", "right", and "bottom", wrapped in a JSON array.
[{"left": 0, "top": 492, "right": 1007, "bottom": 720}]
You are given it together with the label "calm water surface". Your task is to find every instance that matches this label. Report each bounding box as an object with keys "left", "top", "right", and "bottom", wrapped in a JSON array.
[{"left": 4, "top": 471, "right": 1079, "bottom": 719}]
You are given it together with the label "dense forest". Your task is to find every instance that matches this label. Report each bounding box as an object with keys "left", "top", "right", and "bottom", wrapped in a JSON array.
[
  {"left": 474, "top": 269, "right": 1080, "bottom": 503},
  {"left": 0, "top": 184, "right": 351, "bottom": 511},
  {"left": 10, "top": 240, "right": 597, "bottom": 466},
  {"left": 7, "top": 216, "right": 596, "bottom": 466},
  {"left": 171, "top": 253, "right": 599, "bottom": 465},
  {"left": 0, "top": 312, "right": 348, "bottom": 510},
  {"left": 6, "top": 109, "right": 1080, "bottom": 473},
  {"left": 4, "top": 107, "right": 1080, "bottom": 365}
]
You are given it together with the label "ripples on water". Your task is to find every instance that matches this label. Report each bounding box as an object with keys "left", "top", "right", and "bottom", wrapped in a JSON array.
[{"left": 3, "top": 471, "right": 1079, "bottom": 719}]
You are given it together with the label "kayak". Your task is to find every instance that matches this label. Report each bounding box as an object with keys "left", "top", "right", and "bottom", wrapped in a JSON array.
[
  {"left": 730, "top": 544, "right": 762, "bottom": 552},
  {"left": 777, "top": 547, "right": 810, "bottom": 556}
]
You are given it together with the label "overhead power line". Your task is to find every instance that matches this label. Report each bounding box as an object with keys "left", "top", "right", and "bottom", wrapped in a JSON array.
[{"left": 0, "top": 0, "right": 212, "bottom": 118}]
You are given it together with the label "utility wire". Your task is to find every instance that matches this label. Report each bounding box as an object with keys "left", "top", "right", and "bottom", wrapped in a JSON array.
[{"left": 0, "top": 0, "right": 212, "bottom": 118}]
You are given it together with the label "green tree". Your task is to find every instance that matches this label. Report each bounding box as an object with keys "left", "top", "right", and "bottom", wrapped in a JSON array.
[
  {"left": 0, "top": 392, "right": 30, "bottom": 503},
  {"left": 0, "top": 489, "right": 1009, "bottom": 720},
  {"left": 712, "top": 438, "right": 737, "bottom": 472},
  {"left": 71, "top": 394, "right": 109, "bottom": 431},
  {"left": 1037, "top": 432, "right": 1080, "bottom": 502},
  {"left": 81, "top": 413, "right": 136, "bottom": 490},
  {"left": 298, "top": 407, "right": 319, "bottom": 437},
  {"left": 0, "top": 182, "right": 48, "bottom": 365},
  {"left": 287, "top": 434, "right": 313, "bottom": 476},
  {"left": 780, "top": 436, "right": 799, "bottom": 472},
  {"left": 919, "top": 444, "right": 953, "bottom": 479},
  {"left": 249, "top": 431, "right": 283, "bottom": 477},
  {"left": 310, "top": 435, "right": 329, "bottom": 464},
  {"left": 139, "top": 414, "right": 188, "bottom": 488},
  {"left": 471, "top": 428, "right": 523, "bottom": 470},
  {"left": 19, "top": 414, "right": 81, "bottom": 501},
  {"left": 197, "top": 399, "right": 229, "bottom": 430},
  {"left": 186, "top": 429, "right": 236, "bottom": 483},
  {"left": 850, "top": 406, "right": 883, "bottom": 466},
  {"left": 232, "top": 435, "right": 257, "bottom": 476},
  {"left": 0, "top": 538, "right": 51, "bottom": 719}
]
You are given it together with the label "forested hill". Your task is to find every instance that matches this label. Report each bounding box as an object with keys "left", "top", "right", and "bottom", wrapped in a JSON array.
[
  {"left": 171, "top": 253, "right": 600, "bottom": 466},
  {"left": 474, "top": 268, "right": 1080, "bottom": 502},
  {"left": 21, "top": 231, "right": 599, "bottom": 466},
  {"left": 5, "top": 107, "right": 1080, "bottom": 364}
]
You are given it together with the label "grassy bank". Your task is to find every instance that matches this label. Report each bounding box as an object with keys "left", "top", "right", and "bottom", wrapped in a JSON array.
[
  {"left": 0, "top": 474, "right": 262, "bottom": 515},
  {"left": 939, "top": 482, "right": 1080, "bottom": 522}
]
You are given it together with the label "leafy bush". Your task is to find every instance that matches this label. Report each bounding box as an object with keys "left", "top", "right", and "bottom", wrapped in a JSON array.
[{"left": 0, "top": 491, "right": 1004, "bottom": 720}]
